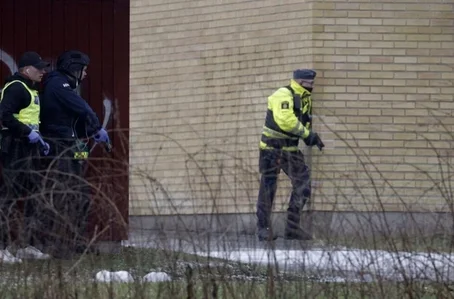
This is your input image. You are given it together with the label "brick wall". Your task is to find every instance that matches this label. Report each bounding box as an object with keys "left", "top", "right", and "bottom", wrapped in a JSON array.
[
  {"left": 130, "top": 0, "right": 454, "bottom": 216},
  {"left": 311, "top": 1, "right": 454, "bottom": 212}
]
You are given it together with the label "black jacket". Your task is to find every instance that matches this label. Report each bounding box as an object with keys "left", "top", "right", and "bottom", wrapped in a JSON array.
[
  {"left": 40, "top": 70, "right": 101, "bottom": 139},
  {"left": 0, "top": 73, "right": 38, "bottom": 137}
]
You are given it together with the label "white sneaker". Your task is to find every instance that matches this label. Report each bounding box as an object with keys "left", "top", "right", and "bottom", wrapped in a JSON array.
[
  {"left": 16, "top": 246, "right": 51, "bottom": 260},
  {"left": 0, "top": 249, "right": 22, "bottom": 264}
]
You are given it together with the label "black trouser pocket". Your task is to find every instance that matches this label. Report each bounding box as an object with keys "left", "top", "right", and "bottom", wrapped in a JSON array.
[{"left": 259, "top": 149, "right": 282, "bottom": 174}]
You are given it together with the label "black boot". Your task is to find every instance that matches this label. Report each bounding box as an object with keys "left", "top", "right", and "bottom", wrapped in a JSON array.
[
  {"left": 285, "top": 210, "right": 312, "bottom": 240},
  {"left": 284, "top": 226, "right": 312, "bottom": 240},
  {"left": 257, "top": 227, "right": 278, "bottom": 242}
]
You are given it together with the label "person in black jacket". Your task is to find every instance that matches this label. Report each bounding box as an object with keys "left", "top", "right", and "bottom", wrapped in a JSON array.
[
  {"left": 40, "top": 50, "right": 110, "bottom": 258},
  {"left": 0, "top": 51, "right": 51, "bottom": 262}
]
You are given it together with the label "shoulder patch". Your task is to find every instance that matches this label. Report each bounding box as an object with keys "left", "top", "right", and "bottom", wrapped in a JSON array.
[{"left": 281, "top": 101, "right": 289, "bottom": 109}]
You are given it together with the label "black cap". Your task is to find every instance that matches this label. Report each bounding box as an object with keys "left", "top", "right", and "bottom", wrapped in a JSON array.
[
  {"left": 293, "top": 69, "right": 317, "bottom": 80},
  {"left": 18, "top": 51, "right": 50, "bottom": 70}
]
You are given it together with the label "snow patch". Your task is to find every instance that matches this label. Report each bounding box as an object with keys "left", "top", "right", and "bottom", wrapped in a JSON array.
[
  {"left": 95, "top": 270, "right": 134, "bottom": 283},
  {"left": 143, "top": 272, "right": 172, "bottom": 282},
  {"left": 199, "top": 248, "right": 454, "bottom": 281},
  {"left": 94, "top": 270, "right": 173, "bottom": 283}
]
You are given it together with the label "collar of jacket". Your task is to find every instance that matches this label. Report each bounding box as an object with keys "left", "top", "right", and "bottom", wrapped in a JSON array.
[
  {"left": 290, "top": 79, "right": 311, "bottom": 96},
  {"left": 57, "top": 70, "right": 78, "bottom": 89},
  {"left": 14, "top": 72, "right": 38, "bottom": 90}
]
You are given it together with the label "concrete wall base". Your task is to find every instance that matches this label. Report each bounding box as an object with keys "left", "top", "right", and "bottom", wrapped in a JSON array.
[{"left": 129, "top": 211, "right": 454, "bottom": 239}]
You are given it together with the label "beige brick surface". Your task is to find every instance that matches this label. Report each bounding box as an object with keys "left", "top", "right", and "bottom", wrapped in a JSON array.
[
  {"left": 130, "top": 0, "right": 454, "bottom": 216},
  {"left": 130, "top": 0, "right": 313, "bottom": 215},
  {"left": 311, "top": 0, "right": 454, "bottom": 213}
]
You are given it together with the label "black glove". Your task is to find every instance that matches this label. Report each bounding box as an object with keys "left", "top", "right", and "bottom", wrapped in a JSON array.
[
  {"left": 304, "top": 131, "right": 318, "bottom": 146},
  {"left": 316, "top": 135, "right": 325, "bottom": 151},
  {"left": 304, "top": 131, "right": 325, "bottom": 151}
]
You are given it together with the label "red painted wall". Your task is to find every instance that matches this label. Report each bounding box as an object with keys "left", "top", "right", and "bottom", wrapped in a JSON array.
[{"left": 0, "top": 0, "right": 130, "bottom": 242}]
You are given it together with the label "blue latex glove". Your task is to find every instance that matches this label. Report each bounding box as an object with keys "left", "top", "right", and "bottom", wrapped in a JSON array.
[
  {"left": 94, "top": 128, "right": 110, "bottom": 144},
  {"left": 28, "top": 131, "right": 41, "bottom": 143},
  {"left": 39, "top": 139, "right": 50, "bottom": 156}
]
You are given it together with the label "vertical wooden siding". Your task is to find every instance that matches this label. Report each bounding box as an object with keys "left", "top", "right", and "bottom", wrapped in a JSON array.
[{"left": 0, "top": 0, "right": 130, "bottom": 241}]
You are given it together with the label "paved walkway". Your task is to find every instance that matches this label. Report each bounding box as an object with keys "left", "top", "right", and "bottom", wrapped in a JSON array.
[
  {"left": 124, "top": 229, "right": 317, "bottom": 254},
  {"left": 122, "top": 229, "right": 454, "bottom": 282}
]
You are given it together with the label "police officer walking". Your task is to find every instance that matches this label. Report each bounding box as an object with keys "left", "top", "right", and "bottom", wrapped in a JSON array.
[
  {"left": 40, "top": 50, "right": 110, "bottom": 258},
  {"left": 256, "top": 69, "right": 324, "bottom": 241},
  {"left": 0, "top": 51, "right": 51, "bottom": 262}
]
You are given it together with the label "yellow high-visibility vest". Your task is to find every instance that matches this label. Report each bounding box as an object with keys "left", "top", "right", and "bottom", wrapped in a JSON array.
[
  {"left": 0, "top": 80, "right": 40, "bottom": 131},
  {"left": 259, "top": 80, "right": 313, "bottom": 151}
]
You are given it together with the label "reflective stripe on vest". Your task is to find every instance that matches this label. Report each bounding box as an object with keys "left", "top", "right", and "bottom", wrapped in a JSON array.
[{"left": 0, "top": 80, "right": 40, "bottom": 131}]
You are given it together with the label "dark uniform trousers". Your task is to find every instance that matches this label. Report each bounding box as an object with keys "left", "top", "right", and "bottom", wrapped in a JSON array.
[
  {"left": 257, "top": 149, "right": 311, "bottom": 232},
  {"left": 0, "top": 133, "right": 44, "bottom": 248},
  {"left": 40, "top": 137, "right": 90, "bottom": 257}
]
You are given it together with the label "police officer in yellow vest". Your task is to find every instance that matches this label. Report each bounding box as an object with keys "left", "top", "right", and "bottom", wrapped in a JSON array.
[
  {"left": 257, "top": 69, "right": 324, "bottom": 242},
  {"left": 0, "top": 51, "right": 51, "bottom": 261}
]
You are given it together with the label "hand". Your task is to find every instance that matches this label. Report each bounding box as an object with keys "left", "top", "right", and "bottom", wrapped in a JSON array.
[
  {"left": 316, "top": 136, "right": 325, "bottom": 151},
  {"left": 304, "top": 131, "right": 319, "bottom": 147},
  {"left": 39, "top": 139, "right": 50, "bottom": 156},
  {"left": 28, "top": 131, "right": 41, "bottom": 143},
  {"left": 94, "top": 128, "right": 110, "bottom": 144},
  {"left": 304, "top": 131, "right": 325, "bottom": 151}
]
